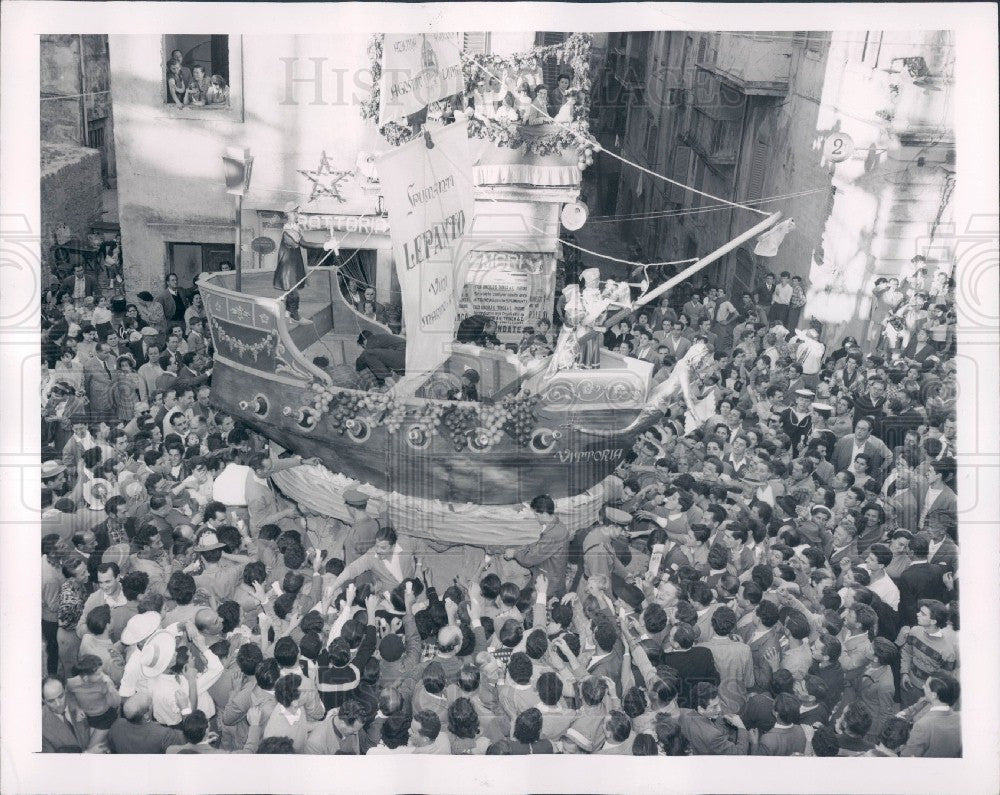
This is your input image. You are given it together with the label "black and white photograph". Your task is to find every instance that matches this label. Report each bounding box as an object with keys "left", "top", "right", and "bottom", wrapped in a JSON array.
[{"left": 1, "top": 3, "right": 997, "bottom": 793}]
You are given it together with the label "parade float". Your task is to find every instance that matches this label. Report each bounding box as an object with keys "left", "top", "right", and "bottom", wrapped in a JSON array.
[{"left": 198, "top": 33, "right": 781, "bottom": 547}]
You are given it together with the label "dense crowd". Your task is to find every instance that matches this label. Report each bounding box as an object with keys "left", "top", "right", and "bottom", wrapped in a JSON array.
[{"left": 38, "top": 255, "right": 961, "bottom": 757}]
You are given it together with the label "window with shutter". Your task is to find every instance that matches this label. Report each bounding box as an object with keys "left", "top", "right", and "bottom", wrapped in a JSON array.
[
  {"left": 696, "top": 35, "right": 708, "bottom": 64},
  {"left": 670, "top": 145, "right": 692, "bottom": 205},
  {"left": 647, "top": 123, "right": 659, "bottom": 166},
  {"left": 463, "top": 33, "right": 492, "bottom": 55},
  {"left": 747, "top": 139, "right": 769, "bottom": 201},
  {"left": 535, "top": 32, "right": 568, "bottom": 89}
]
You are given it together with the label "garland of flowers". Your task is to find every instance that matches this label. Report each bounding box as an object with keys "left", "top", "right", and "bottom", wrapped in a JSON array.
[
  {"left": 359, "top": 32, "right": 594, "bottom": 157},
  {"left": 462, "top": 32, "right": 593, "bottom": 100},
  {"left": 210, "top": 317, "right": 276, "bottom": 362},
  {"left": 466, "top": 116, "right": 596, "bottom": 166}
]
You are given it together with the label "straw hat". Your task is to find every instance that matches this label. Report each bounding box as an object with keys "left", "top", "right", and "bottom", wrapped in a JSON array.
[
  {"left": 121, "top": 611, "right": 162, "bottom": 646},
  {"left": 82, "top": 478, "right": 114, "bottom": 511},
  {"left": 138, "top": 631, "right": 177, "bottom": 677}
]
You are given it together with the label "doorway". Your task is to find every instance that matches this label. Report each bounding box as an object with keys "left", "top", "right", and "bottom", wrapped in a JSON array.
[{"left": 168, "top": 242, "right": 235, "bottom": 287}]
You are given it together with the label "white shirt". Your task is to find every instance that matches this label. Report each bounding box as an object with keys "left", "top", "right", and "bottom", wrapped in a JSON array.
[
  {"left": 149, "top": 648, "right": 223, "bottom": 725},
  {"left": 851, "top": 439, "right": 867, "bottom": 465},
  {"left": 927, "top": 537, "right": 945, "bottom": 563},
  {"left": 772, "top": 282, "right": 793, "bottom": 305},
  {"left": 921, "top": 485, "right": 944, "bottom": 524},
  {"left": 866, "top": 571, "right": 900, "bottom": 611},
  {"left": 213, "top": 463, "right": 251, "bottom": 507},
  {"left": 382, "top": 545, "right": 404, "bottom": 584}
]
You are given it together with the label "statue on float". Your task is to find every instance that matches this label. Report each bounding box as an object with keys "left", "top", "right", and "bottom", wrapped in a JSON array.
[{"left": 646, "top": 339, "right": 717, "bottom": 433}]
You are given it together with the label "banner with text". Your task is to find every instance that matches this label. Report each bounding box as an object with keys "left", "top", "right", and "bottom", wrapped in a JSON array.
[
  {"left": 379, "top": 33, "right": 464, "bottom": 126},
  {"left": 376, "top": 120, "right": 475, "bottom": 379},
  {"left": 456, "top": 250, "right": 556, "bottom": 343}
]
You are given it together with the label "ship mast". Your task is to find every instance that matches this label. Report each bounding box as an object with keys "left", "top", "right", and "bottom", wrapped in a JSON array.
[{"left": 601, "top": 211, "right": 783, "bottom": 330}]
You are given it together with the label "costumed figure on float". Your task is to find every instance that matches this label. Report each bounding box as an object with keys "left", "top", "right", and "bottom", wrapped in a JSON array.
[
  {"left": 273, "top": 202, "right": 308, "bottom": 320},
  {"left": 545, "top": 284, "right": 585, "bottom": 377},
  {"left": 645, "top": 339, "right": 717, "bottom": 434}
]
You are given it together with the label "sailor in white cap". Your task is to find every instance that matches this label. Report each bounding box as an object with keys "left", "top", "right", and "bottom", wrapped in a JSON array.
[{"left": 778, "top": 387, "right": 815, "bottom": 456}]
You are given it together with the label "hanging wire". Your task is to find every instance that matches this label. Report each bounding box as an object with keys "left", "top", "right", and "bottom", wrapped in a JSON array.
[
  {"left": 585, "top": 186, "right": 830, "bottom": 223},
  {"left": 559, "top": 236, "right": 697, "bottom": 268}
]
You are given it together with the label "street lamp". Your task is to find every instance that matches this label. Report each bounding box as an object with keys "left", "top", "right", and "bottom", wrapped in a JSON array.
[{"left": 222, "top": 147, "right": 254, "bottom": 291}]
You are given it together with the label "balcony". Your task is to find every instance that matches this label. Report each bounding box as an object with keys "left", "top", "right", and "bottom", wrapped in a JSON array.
[
  {"left": 683, "top": 108, "right": 741, "bottom": 168},
  {"left": 698, "top": 32, "right": 792, "bottom": 96},
  {"left": 614, "top": 53, "right": 646, "bottom": 89}
]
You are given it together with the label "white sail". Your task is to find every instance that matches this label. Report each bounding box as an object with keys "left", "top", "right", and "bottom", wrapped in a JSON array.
[{"left": 375, "top": 120, "right": 476, "bottom": 383}]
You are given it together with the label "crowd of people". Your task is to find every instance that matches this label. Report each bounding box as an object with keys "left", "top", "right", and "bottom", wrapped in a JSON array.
[{"left": 39, "top": 250, "right": 961, "bottom": 757}]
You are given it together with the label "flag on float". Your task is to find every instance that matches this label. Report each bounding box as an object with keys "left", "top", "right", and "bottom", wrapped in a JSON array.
[
  {"left": 378, "top": 33, "right": 465, "bottom": 127},
  {"left": 375, "top": 120, "right": 476, "bottom": 382}
]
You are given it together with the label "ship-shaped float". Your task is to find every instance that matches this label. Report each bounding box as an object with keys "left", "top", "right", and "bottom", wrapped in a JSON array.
[{"left": 199, "top": 118, "right": 780, "bottom": 547}]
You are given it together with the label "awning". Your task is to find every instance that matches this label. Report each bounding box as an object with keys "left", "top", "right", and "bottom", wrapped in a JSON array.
[{"left": 473, "top": 124, "right": 582, "bottom": 188}]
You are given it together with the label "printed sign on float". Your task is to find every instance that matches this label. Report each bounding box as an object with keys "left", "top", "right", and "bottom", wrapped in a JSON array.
[
  {"left": 378, "top": 33, "right": 464, "bottom": 127},
  {"left": 456, "top": 251, "right": 556, "bottom": 342},
  {"left": 376, "top": 120, "right": 475, "bottom": 378}
]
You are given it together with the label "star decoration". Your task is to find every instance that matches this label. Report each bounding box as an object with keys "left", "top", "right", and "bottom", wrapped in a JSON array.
[{"left": 298, "top": 151, "right": 350, "bottom": 203}]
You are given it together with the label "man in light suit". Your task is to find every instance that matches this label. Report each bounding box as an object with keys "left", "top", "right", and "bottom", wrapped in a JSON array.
[
  {"left": 82, "top": 341, "right": 116, "bottom": 423},
  {"left": 901, "top": 674, "right": 962, "bottom": 757},
  {"left": 831, "top": 417, "right": 890, "bottom": 478}
]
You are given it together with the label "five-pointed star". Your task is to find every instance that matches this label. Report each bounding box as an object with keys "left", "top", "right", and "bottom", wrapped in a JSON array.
[{"left": 298, "top": 151, "right": 350, "bottom": 203}]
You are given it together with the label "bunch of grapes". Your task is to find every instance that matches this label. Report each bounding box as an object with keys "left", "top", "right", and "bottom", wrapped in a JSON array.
[
  {"left": 475, "top": 403, "right": 508, "bottom": 447},
  {"left": 413, "top": 402, "right": 445, "bottom": 436},
  {"left": 502, "top": 392, "right": 540, "bottom": 447},
  {"left": 381, "top": 398, "right": 408, "bottom": 434},
  {"left": 442, "top": 404, "right": 476, "bottom": 451},
  {"left": 313, "top": 388, "right": 365, "bottom": 434}
]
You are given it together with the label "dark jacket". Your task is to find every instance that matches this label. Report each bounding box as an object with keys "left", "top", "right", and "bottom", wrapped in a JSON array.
[
  {"left": 512, "top": 518, "right": 570, "bottom": 597},
  {"left": 896, "top": 562, "right": 947, "bottom": 627},
  {"left": 661, "top": 647, "right": 721, "bottom": 709}
]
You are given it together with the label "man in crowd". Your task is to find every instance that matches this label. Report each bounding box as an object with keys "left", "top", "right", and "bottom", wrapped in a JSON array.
[{"left": 37, "top": 262, "right": 960, "bottom": 756}]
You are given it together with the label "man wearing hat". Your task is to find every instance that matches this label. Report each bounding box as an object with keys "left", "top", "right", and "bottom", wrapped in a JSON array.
[
  {"left": 118, "top": 612, "right": 166, "bottom": 698},
  {"left": 778, "top": 388, "right": 814, "bottom": 456},
  {"left": 144, "top": 623, "right": 224, "bottom": 727},
  {"left": 192, "top": 529, "right": 242, "bottom": 603},
  {"left": 42, "top": 460, "right": 69, "bottom": 498},
  {"left": 573, "top": 507, "right": 635, "bottom": 595},
  {"left": 341, "top": 485, "right": 382, "bottom": 564},
  {"left": 793, "top": 327, "right": 826, "bottom": 387},
  {"left": 503, "top": 494, "right": 570, "bottom": 598}
]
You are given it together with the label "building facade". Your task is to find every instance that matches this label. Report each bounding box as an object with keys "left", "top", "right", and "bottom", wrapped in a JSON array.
[
  {"left": 604, "top": 30, "right": 955, "bottom": 344},
  {"left": 40, "top": 35, "right": 118, "bottom": 272},
  {"left": 108, "top": 32, "right": 541, "bottom": 299}
]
